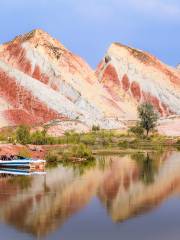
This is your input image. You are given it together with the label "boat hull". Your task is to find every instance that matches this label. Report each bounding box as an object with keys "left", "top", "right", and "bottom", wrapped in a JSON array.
[{"left": 0, "top": 159, "right": 46, "bottom": 169}]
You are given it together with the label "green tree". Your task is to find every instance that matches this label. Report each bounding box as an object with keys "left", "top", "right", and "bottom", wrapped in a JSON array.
[
  {"left": 138, "top": 103, "right": 158, "bottom": 136},
  {"left": 16, "top": 125, "right": 30, "bottom": 145}
]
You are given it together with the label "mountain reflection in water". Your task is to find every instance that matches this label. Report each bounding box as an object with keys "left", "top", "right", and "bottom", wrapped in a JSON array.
[{"left": 0, "top": 151, "right": 180, "bottom": 238}]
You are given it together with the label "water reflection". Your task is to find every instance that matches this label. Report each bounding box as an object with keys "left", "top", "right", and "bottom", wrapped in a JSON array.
[
  {"left": 0, "top": 150, "right": 180, "bottom": 238},
  {"left": 131, "top": 152, "right": 158, "bottom": 185},
  {"left": 0, "top": 168, "right": 46, "bottom": 176}
]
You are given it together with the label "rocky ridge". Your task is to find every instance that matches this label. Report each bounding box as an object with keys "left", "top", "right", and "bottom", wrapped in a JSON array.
[{"left": 0, "top": 30, "right": 179, "bottom": 135}]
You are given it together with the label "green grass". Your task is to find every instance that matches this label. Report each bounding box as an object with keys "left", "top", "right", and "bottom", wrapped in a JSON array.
[
  {"left": 1, "top": 125, "right": 179, "bottom": 152},
  {"left": 45, "top": 144, "right": 95, "bottom": 164}
]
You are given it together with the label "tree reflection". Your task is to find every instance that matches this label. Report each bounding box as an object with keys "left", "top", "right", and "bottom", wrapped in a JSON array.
[{"left": 131, "top": 152, "right": 158, "bottom": 185}]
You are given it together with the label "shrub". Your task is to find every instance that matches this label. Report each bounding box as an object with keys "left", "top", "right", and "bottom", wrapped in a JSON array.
[
  {"left": 92, "top": 125, "right": 100, "bottom": 131},
  {"left": 62, "top": 144, "right": 95, "bottom": 161},
  {"left": 0, "top": 133, "right": 7, "bottom": 141},
  {"left": 64, "top": 131, "right": 71, "bottom": 144},
  {"left": 75, "top": 144, "right": 93, "bottom": 159},
  {"left": 46, "top": 136, "right": 57, "bottom": 145},
  {"left": 101, "top": 137, "right": 110, "bottom": 147},
  {"left": 0, "top": 127, "right": 16, "bottom": 142},
  {"left": 118, "top": 140, "right": 129, "bottom": 148},
  {"left": 45, "top": 151, "right": 60, "bottom": 163},
  {"left": 16, "top": 125, "right": 30, "bottom": 145},
  {"left": 30, "top": 130, "right": 49, "bottom": 145},
  {"left": 176, "top": 139, "right": 180, "bottom": 151},
  {"left": 80, "top": 134, "right": 96, "bottom": 145},
  {"left": 129, "top": 125, "right": 144, "bottom": 138},
  {"left": 68, "top": 132, "right": 81, "bottom": 144}
]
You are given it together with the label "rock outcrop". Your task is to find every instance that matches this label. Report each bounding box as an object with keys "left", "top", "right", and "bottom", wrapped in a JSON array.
[
  {"left": 96, "top": 43, "right": 180, "bottom": 119},
  {"left": 0, "top": 30, "right": 124, "bottom": 129}
]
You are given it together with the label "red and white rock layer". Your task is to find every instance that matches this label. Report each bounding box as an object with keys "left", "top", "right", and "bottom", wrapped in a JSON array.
[
  {"left": 97, "top": 43, "right": 180, "bottom": 119},
  {"left": 0, "top": 30, "right": 179, "bottom": 135},
  {"left": 0, "top": 30, "right": 125, "bottom": 129}
]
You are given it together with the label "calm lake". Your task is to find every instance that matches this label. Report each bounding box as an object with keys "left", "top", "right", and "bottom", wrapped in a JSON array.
[{"left": 0, "top": 150, "right": 180, "bottom": 240}]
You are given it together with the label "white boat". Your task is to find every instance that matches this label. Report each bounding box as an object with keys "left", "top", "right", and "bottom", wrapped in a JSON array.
[{"left": 0, "top": 158, "right": 46, "bottom": 169}]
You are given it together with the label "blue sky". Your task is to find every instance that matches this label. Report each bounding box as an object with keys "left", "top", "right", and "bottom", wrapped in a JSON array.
[{"left": 0, "top": 0, "right": 180, "bottom": 68}]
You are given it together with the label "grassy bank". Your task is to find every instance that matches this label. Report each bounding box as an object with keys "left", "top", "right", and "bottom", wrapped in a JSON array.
[
  {"left": 0, "top": 126, "right": 179, "bottom": 163},
  {"left": 12, "top": 126, "right": 180, "bottom": 147},
  {"left": 1, "top": 126, "right": 180, "bottom": 148}
]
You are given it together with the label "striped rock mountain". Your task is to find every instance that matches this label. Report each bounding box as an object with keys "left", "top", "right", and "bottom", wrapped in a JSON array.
[
  {"left": 96, "top": 43, "right": 180, "bottom": 119},
  {"left": 0, "top": 30, "right": 125, "bottom": 130},
  {"left": 0, "top": 29, "right": 180, "bottom": 135}
]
